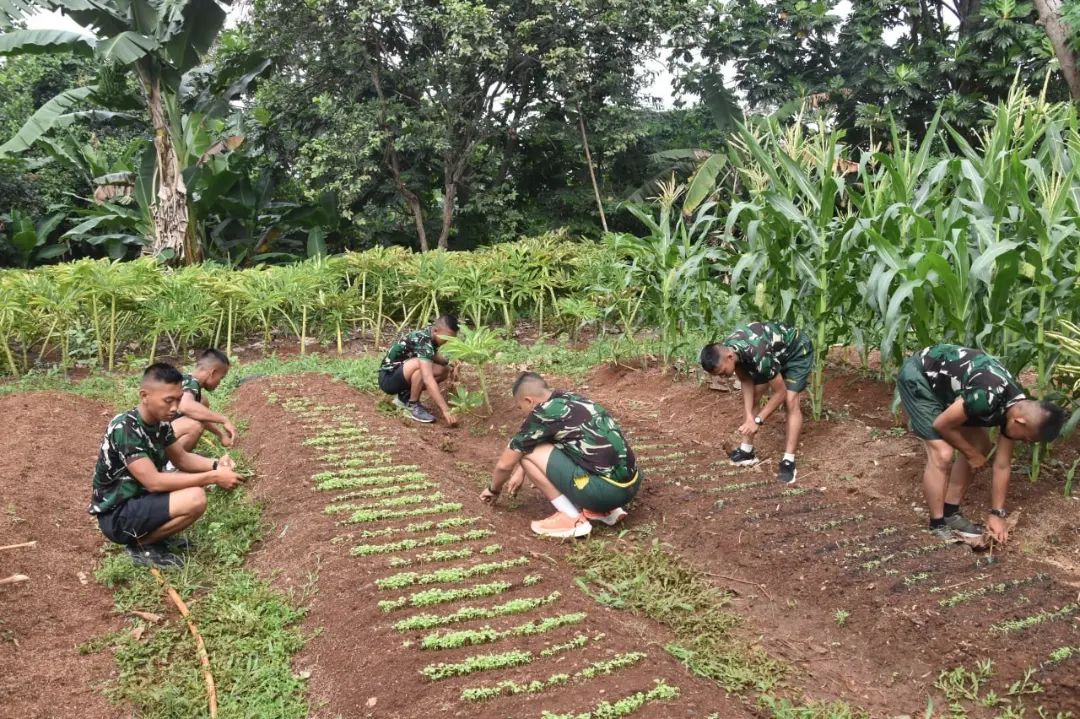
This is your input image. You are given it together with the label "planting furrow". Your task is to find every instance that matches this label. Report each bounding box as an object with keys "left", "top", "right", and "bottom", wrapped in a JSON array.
[
  {"left": 460, "top": 651, "right": 646, "bottom": 702},
  {"left": 418, "top": 612, "right": 589, "bottom": 650},
  {"left": 379, "top": 575, "right": 544, "bottom": 612}
]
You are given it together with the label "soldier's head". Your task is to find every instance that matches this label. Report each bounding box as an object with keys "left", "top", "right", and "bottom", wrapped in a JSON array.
[
  {"left": 1003, "top": 400, "right": 1066, "bottom": 443},
  {"left": 140, "top": 363, "right": 184, "bottom": 422},
  {"left": 432, "top": 314, "right": 459, "bottom": 346},
  {"left": 700, "top": 343, "right": 737, "bottom": 377},
  {"left": 195, "top": 348, "right": 230, "bottom": 390},
  {"left": 511, "top": 371, "right": 552, "bottom": 412}
]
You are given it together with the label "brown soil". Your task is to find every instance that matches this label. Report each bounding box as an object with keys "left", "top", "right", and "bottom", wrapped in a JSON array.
[
  {"left": 0, "top": 392, "right": 123, "bottom": 719},
  {"left": 232, "top": 374, "right": 754, "bottom": 718},
  {"left": 307, "top": 359, "right": 1078, "bottom": 717}
]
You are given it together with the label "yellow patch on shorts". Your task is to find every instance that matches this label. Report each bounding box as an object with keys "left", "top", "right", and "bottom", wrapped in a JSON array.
[{"left": 573, "top": 474, "right": 590, "bottom": 490}]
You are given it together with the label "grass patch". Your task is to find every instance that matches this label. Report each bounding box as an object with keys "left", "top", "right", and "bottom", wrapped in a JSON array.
[{"left": 569, "top": 537, "right": 782, "bottom": 693}]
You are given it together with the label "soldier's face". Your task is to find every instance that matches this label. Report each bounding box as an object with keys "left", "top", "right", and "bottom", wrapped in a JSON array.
[
  {"left": 1003, "top": 416, "right": 1039, "bottom": 443},
  {"left": 711, "top": 353, "right": 736, "bottom": 376},
  {"left": 140, "top": 381, "right": 183, "bottom": 423},
  {"left": 204, "top": 363, "right": 228, "bottom": 390}
]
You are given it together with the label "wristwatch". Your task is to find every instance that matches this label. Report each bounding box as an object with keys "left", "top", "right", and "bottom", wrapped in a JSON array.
[
  {"left": 989, "top": 507, "right": 1008, "bottom": 519},
  {"left": 754, "top": 416, "right": 764, "bottom": 426}
]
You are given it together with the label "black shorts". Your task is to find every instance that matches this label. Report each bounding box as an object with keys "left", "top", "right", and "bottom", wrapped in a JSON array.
[
  {"left": 378, "top": 365, "right": 410, "bottom": 396},
  {"left": 97, "top": 493, "right": 172, "bottom": 545}
]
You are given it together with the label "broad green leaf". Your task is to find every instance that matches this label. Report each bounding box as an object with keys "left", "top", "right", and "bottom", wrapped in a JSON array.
[
  {"left": 96, "top": 31, "right": 159, "bottom": 65},
  {"left": 0, "top": 28, "right": 93, "bottom": 55},
  {"left": 0, "top": 86, "right": 96, "bottom": 156},
  {"left": 682, "top": 153, "right": 725, "bottom": 215}
]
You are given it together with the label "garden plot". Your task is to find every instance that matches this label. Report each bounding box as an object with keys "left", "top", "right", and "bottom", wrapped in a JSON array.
[{"left": 233, "top": 375, "right": 753, "bottom": 719}]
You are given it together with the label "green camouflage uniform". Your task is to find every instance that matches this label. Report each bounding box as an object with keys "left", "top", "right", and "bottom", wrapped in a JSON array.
[
  {"left": 173, "top": 373, "right": 203, "bottom": 419},
  {"left": 896, "top": 344, "right": 1026, "bottom": 440},
  {"left": 509, "top": 392, "right": 639, "bottom": 512},
  {"left": 380, "top": 328, "right": 436, "bottom": 371},
  {"left": 89, "top": 409, "right": 177, "bottom": 514},
  {"left": 723, "top": 321, "right": 814, "bottom": 392}
]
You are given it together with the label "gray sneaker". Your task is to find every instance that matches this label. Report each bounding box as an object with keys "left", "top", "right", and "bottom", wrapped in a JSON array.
[
  {"left": 406, "top": 401, "right": 436, "bottom": 424},
  {"left": 126, "top": 543, "right": 185, "bottom": 569},
  {"left": 944, "top": 513, "right": 984, "bottom": 538},
  {"left": 929, "top": 524, "right": 957, "bottom": 542}
]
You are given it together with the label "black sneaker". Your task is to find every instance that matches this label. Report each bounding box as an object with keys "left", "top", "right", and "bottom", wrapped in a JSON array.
[
  {"left": 126, "top": 543, "right": 185, "bottom": 569},
  {"left": 729, "top": 447, "right": 759, "bottom": 466},
  {"left": 163, "top": 535, "right": 194, "bottom": 553},
  {"left": 777, "top": 459, "right": 797, "bottom": 484}
]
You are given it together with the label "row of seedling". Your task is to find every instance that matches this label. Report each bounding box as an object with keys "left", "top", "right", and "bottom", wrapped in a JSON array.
[
  {"left": 421, "top": 632, "right": 597, "bottom": 681},
  {"left": 539, "top": 680, "right": 680, "bottom": 719},
  {"left": 460, "top": 651, "right": 646, "bottom": 702},
  {"left": 938, "top": 574, "right": 1048, "bottom": 608},
  {"left": 989, "top": 602, "right": 1078, "bottom": 635},
  {"left": 379, "top": 575, "right": 545, "bottom": 612}
]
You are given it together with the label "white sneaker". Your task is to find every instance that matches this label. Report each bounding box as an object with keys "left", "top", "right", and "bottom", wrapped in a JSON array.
[
  {"left": 164, "top": 461, "right": 177, "bottom": 472},
  {"left": 582, "top": 507, "right": 628, "bottom": 526}
]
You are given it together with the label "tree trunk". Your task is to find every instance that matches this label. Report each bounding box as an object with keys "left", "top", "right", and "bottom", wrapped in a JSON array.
[
  {"left": 143, "top": 74, "right": 198, "bottom": 264},
  {"left": 956, "top": 0, "right": 982, "bottom": 36},
  {"left": 1033, "top": 0, "right": 1080, "bottom": 101},
  {"left": 437, "top": 180, "right": 456, "bottom": 250},
  {"left": 577, "top": 106, "right": 608, "bottom": 233}
]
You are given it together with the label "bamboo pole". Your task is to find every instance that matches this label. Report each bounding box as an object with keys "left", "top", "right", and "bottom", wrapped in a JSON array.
[
  {"left": 150, "top": 567, "right": 218, "bottom": 718},
  {"left": 0, "top": 541, "right": 36, "bottom": 551}
]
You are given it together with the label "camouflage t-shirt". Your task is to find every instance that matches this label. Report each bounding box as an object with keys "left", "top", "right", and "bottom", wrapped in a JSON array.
[
  {"left": 89, "top": 409, "right": 177, "bottom": 514},
  {"left": 380, "top": 328, "right": 436, "bottom": 372},
  {"left": 723, "top": 321, "right": 802, "bottom": 384},
  {"left": 181, "top": 373, "right": 202, "bottom": 403},
  {"left": 508, "top": 392, "right": 636, "bottom": 482},
  {"left": 173, "top": 373, "right": 202, "bottom": 419},
  {"left": 918, "top": 344, "right": 1026, "bottom": 427}
]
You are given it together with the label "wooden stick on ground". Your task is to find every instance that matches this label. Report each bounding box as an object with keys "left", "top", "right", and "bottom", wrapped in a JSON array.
[
  {"left": 703, "top": 570, "right": 774, "bottom": 601},
  {"left": 0, "top": 574, "right": 30, "bottom": 585},
  {"left": 0, "top": 541, "right": 37, "bottom": 551},
  {"left": 150, "top": 567, "right": 218, "bottom": 718}
]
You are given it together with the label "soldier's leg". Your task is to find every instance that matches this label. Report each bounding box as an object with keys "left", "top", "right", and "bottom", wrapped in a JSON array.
[
  {"left": 171, "top": 416, "right": 206, "bottom": 453},
  {"left": 141, "top": 487, "right": 208, "bottom": 545}
]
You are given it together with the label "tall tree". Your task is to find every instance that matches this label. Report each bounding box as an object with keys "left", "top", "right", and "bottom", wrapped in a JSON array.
[
  {"left": 249, "top": 0, "right": 676, "bottom": 250},
  {"left": 0, "top": 0, "right": 233, "bottom": 264},
  {"left": 1033, "top": 0, "right": 1080, "bottom": 99}
]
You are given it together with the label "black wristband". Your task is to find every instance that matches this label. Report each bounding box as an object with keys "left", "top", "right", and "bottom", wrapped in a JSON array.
[
  {"left": 212, "top": 460, "right": 219, "bottom": 471},
  {"left": 487, "top": 483, "right": 500, "bottom": 495}
]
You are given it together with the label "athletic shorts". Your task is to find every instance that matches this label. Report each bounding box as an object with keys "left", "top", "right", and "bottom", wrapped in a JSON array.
[
  {"left": 97, "top": 493, "right": 172, "bottom": 545},
  {"left": 378, "top": 365, "right": 410, "bottom": 396},
  {"left": 779, "top": 331, "right": 814, "bottom": 393},
  {"left": 546, "top": 448, "right": 640, "bottom": 513},
  {"left": 896, "top": 355, "right": 944, "bottom": 440}
]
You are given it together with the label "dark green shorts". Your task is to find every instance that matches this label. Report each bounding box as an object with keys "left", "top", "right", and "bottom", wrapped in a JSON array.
[
  {"left": 546, "top": 449, "right": 640, "bottom": 513},
  {"left": 896, "top": 355, "right": 944, "bottom": 440},
  {"left": 780, "top": 332, "right": 814, "bottom": 393}
]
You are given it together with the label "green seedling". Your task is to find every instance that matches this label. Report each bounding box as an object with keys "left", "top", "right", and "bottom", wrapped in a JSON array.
[
  {"left": 355, "top": 516, "right": 481, "bottom": 539},
  {"left": 394, "top": 592, "right": 563, "bottom": 631},
  {"left": 939, "top": 574, "right": 1047, "bottom": 608},
  {"left": 990, "top": 603, "right": 1078, "bottom": 635},
  {"left": 352, "top": 529, "right": 496, "bottom": 556},
  {"left": 421, "top": 649, "right": 534, "bottom": 681},
  {"left": 540, "top": 679, "right": 680, "bottom": 719},
  {"left": 419, "top": 611, "right": 588, "bottom": 650},
  {"left": 376, "top": 556, "right": 530, "bottom": 590},
  {"left": 834, "top": 609, "right": 850, "bottom": 627},
  {"left": 461, "top": 651, "right": 646, "bottom": 701},
  {"left": 341, "top": 502, "right": 463, "bottom": 524}
]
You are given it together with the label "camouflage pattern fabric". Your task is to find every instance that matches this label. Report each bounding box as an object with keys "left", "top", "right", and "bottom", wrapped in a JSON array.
[
  {"left": 89, "top": 409, "right": 176, "bottom": 514},
  {"left": 181, "top": 373, "right": 202, "bottom": 403},
  {"left": 723, "top": 321, "right": 805, "bottom": 385},
  {"left": 509, "top": 391, "right": 636, "bottom": 482},
  {"left": 380, "top": 327, "right": 436, "bottom": 372},
  {"left": 917, "top": 344, "right": 1026, "bottom": 426}
]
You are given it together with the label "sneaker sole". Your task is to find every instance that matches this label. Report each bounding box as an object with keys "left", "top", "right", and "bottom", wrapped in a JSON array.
[
  {"left": 948, "top": 528, "right": 984, "bottom": 539},
  {"left": 730, "top": 458, "right": 760, "bottom": 467},
  {"left": 403, "top": 409, "right": 436, "bottom": 423},
  {"left": 584, "top": 509, "right": 627, "bottom": 526},
  {"left": 777, "top": 470, "right": 797, "bottom": 484},
  {"left": 530, "top": 522, "right": 593, "bottom": 539}
]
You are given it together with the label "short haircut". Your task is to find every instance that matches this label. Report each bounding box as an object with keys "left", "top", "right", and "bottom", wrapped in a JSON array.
[
  {"left": 143, "top": 362, "right": 183, "bottom": 385},
  {"left": 197, "top": 348, "right": 230, "bottom": 368},
  {"left": 1034, "top": 400, "right": 1066, "bottom": 443},
  {"left": 435, "top": 314, "right": 460, "bottom": 332},
  {"left": 512, "top": 371, "right": 548, "bottom": 396},
  {"left": 699, "top": 343, "right": 724, "bottom": 372}
]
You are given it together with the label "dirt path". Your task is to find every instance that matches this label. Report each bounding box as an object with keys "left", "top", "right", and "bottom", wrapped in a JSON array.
[{"left": 0, "top": 392, "right": 122, "bottom": 719}]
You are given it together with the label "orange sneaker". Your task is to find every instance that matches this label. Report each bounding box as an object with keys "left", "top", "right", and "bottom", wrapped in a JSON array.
[
  {"left": 530, "top": 512, "right": 592, "bottom": 538},
  {"left": 582, "top": 507, "right": 628, "bottom": 526}
]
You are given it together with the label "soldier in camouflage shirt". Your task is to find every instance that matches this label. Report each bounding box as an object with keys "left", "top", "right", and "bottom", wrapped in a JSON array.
[
  {"left": 90, "top": 363, "right": 243, "bottom": 568},
  {"left": 700, "top": 321, "right": 815, "bottom": 484},
  {"left": 377, "top": 314, "right": 459, "bottom": 426},
  {"left": 171, "top": 349, "right": 238, "bottom": 452},
  {"left": 897, "top": 344, "right": 1065, "bottom": 542},
  {"left": 481, "top": 372, "right": 640, "bottom": 538}
]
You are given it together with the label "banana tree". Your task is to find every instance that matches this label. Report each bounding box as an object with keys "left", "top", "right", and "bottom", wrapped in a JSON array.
[{"left": 0, "top": 0, "right": 234, "bottom": 264}]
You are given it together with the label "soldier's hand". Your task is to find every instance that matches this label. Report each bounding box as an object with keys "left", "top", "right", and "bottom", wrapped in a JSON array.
[
  {"left": 214, "top": 468, "right": 243, "bottom": 490},
  {"left": 966, "top": 452, "right": 989, "bottom": 470},
  {"left": 505, "top": 466, "right": 525, "bottom": 497},
  {"left": 986, "top": 513, "right": 1010, "bottom": 544},
  {"left": 738, "top": 419, "right": 760, "bottom": 436},
  {"left": 480, "top": 487, "right": 499, "bottom": 505},
  {"left": 221, "top": 421, "right": 239, "bottom": 447},
  {"left": 445, "top": 412, "right": 460, "bottom": 427},
  {"left": 218, "top": 454, "right": 236, "bottom": 471}
]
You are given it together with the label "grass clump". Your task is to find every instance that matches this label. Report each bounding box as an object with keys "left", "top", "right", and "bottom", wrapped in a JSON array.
[{"left": 569, "top": 538, "right": 782, "bottom": 692}]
